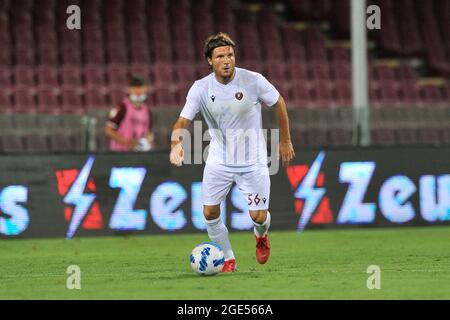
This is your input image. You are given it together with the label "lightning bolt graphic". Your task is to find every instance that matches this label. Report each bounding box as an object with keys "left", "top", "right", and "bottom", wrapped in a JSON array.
[
  {"left": 64, "top": 156, "right": 96, "bottom": 239},
  {"left": 295, "top": 151, "right": 326, "bottom": 231}
]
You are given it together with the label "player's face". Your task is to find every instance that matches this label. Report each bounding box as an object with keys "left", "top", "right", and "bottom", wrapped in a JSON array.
[
  {"left": 128, "top": 85, "right": 148, "bottom": 107},
  {"left": 208, "top": 46, "right": 236, "bottom": 81}
]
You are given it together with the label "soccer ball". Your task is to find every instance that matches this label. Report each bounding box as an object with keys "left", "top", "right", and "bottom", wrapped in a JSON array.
[{"left": 190, "top": 242, "right": 225, "bottom": 276}]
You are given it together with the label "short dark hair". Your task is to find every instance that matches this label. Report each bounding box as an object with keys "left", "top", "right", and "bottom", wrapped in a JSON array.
[
  {"left": 129, "top": 75, "right": 146, "bottom": 87},
  {"left": 204, "top": 32, "right": 236, "bottom": 59}
]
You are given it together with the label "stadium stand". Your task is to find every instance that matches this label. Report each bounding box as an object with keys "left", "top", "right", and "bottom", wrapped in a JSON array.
[{"left": 0, "top": 0, "right": 448, "bottom": 152}]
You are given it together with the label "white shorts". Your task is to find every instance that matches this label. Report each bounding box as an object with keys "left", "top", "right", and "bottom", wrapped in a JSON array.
[{"left": 202, "top": 164, "right": 271, "bottom": 210}]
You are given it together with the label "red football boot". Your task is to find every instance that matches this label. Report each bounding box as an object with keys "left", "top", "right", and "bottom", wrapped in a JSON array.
[
  {"left": 221, "top": 259, "right": 237, "bottom": 273},
  {"left": 255, "top": 235, "right": 271, "bottom": 264}
]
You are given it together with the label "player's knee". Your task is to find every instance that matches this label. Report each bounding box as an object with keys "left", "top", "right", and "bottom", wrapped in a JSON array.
[
  {"left": 250, "top": 210, "right": 268, "bottom": 224},
  {"left": 203, "top": 205, "right": 221, "bottom": 220}
]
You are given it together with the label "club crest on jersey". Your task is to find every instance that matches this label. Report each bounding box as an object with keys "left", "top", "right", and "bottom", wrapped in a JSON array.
[
  {"left": 235, "top": 92, "right": 243, "bottom": 100},
  {"left": 210, "top": 95, "right": 215, "bottom": 102}
]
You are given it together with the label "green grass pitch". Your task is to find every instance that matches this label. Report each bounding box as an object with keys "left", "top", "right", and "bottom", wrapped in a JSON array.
[{"left": 1, "top": 226, "right": 449, "bottom": 299}]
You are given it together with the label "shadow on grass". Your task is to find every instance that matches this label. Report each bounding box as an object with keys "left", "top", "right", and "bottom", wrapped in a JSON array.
[{"left": 152, "top": 270, "right": 258, "bottom": 281}]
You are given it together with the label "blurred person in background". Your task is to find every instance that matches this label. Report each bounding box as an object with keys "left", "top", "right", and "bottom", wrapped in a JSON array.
[{"left": 105, "top": 75, "right": 155, "bottom": 152}]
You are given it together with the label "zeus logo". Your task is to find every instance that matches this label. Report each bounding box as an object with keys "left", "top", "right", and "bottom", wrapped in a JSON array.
[
  {"left": 295, "top": 152, "right": 326, "bottom": 230},
  {"left": 56, "top": 156, "right": 104, "bottom": 239},
  {"left": 287, "top": 151, "right": 333, "bottom": 231},
  {"left": 337, "top": 162, "right": 376, "bottom": 224},
  {"left": 63, "top": 156, "right": 96, "bottom": 239}
]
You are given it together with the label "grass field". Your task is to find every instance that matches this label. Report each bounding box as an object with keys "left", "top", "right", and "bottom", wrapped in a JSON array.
[{"left": 1, "top": 226, "right": 449, "bottom": 299}]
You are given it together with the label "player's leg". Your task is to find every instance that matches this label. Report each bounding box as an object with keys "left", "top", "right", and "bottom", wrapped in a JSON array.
[
  {"left": 237, "top": 167, "right": 271, "bottom": 264},
  {"left": 202, "top": 165, "right": 236, "bottom": 272},
  {"left": 249, "top": 209, "right": 271, "bottom": 238},
  {"left": 249, "top": 209, "right": 271, "bottom": 264}
]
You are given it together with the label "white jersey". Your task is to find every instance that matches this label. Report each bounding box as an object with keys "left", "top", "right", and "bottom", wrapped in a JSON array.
[{"left": 180, "top": 67, "right": 279, "bottom": 172}]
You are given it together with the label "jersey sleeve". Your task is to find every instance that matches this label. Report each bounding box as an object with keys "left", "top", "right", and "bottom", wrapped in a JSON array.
[
  {"left": 257, "top": 73, "right": 280, "bottom": 107},
  {"left": 180, "top": 82, "right": 202, "bottom": 120},
  {"left": 106, "top": 103, "right": 126, "bottom": 129}
]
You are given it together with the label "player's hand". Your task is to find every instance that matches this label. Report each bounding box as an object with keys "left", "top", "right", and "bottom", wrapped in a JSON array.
[
  {"left": 170, "top": 142, "right": 184, "bottom": 167},
  {"left": 279, "top": 140, "right": 295, "bottom": 167}
]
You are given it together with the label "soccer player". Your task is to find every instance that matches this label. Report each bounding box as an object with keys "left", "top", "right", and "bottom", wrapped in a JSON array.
[
  {"left": 169, "top": 33, "right": 295, "bottom": 272},
  {"left": 105, "top": 75, "right": 155, "bottom": 152}
]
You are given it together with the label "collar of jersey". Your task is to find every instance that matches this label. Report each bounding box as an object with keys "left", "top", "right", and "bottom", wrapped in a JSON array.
[{"left": 212, "top": 67, "right": 240, "bottom": 87}]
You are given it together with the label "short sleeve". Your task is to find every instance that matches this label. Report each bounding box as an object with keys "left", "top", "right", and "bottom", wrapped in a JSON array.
[
  {"left": 180, "top": 83, "right": 203, "bottom": 120},
  {"left": 257, "top": 73, "right": 280, "bottom": 107},
  {"left": 106, "top": 103, "right": 126, "bottom": 129}
]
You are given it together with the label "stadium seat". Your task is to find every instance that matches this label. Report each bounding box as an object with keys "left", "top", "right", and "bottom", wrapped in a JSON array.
[
  {"left": 60, "top": 87, "right": 84, "bottom": 114},
  {"left": 61, "top": 66, "right": 82, "bottom": 86},
  {"left": 49, "top": 132, "right": 77, "bottom": 152},
  {"left": 37, "top": 46, "right": 59, "bottom": 65},
  {"left": 108, "top": 86, "right": 127, "bottom": 106},
  {"left": 1, "top": 134, "right": 25, "bottom": 153},
  {"left": 36, "top": 66, "right": 59, "bottom": 86},
  {"left": 14, "top": 66, "right": 35, "bottom": 86},
  {"left": 107, "top": 65, "right": 129, "bottom": 86},
  {"left": 0, "top": 90, "right": 13, "bottom": 113},
  {"left": 13, "top": 87, "right": 36, "bottom": 113},
  {"left": 395, "top": 127, "right": 419, "bottom": 146},
  {"left": 0, "top": 66, "right": 11, "bottom": 86},
  {"left": 84, "top": 65, "right": 106, "bottom": 87},
  {"left": 37, "top": 87, "right": 60, "bottom": 114},
  {"left": 371, "top": 126, "right": 396, "bottom": 146},
  {"left": 24, "top": 134, "right": 50, "bottom": 152},
  {"left": 85, "top": 87, "right": 107, "bottom": 111}
]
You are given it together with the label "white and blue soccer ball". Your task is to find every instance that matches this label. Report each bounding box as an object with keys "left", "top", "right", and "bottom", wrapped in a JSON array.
[{"left": 190, "top": 242, "right": 225, "bottom": 276}]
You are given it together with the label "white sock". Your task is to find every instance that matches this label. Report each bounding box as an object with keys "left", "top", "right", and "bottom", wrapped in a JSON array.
[
  {"left": 253, "top": 211, "right": 271, "bottom": 238},
  {"left": 205, "top": 217, "right": 235, "bottom": 260}
]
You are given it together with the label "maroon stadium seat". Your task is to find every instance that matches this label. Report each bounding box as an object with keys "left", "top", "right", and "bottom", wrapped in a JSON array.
[
  {"left": 0, "top": 67, "right": 11, "bottom": 87},
  {"left": 265, "top": 62, "right": 287, "bottom": 83},
  {"left": 14, "top": 66, "right": 35, "bottom": 86},
  {"left": 84, "top": 65, "right": 106, "bottom": 87},
  {"left": 154, "top": 87, "right": 178, "bottom": 108},
  {"left": 36, "top": 66, "right": 59, "bottom": 86},
  {"left": 61, "top": 66, "right": 82, "bottom": 86},
  {"left": 287, "top": 62, "right": 308, "bottom": 83},
  {"left": 37, "top": 46, "right": 59, "bottom": 65},
  {"left": 291, "top": 83, "right": 314, "bottom": 108},
  {"left": 107, "top": 65, "right": 129, "bottom": 86},
  {"left": 61, "top": 87, "right": 84, "bottom": 114},
  {"left": 0, "top": 90, "right": 13, "bottom": 113},
  {"left": 152, "top": 62, "right": 175, "bottom": 85},
  {"left": 108, "top": 86, "right": 127, "bottom": 106},
  {"left": 85, "top": 87, "right": 107, "bottom": 111},
  {"left": 13, "top": 87, "right": 36, "bottom": 113},
  {"left": 175, "top": 63, "right": 196, "bottom": 83},
  {"left": 61, "top": 47, "right": 82, "bottom": 65},
  {"left": 37, "top": 86, "right": 60, "bottom": 114}
]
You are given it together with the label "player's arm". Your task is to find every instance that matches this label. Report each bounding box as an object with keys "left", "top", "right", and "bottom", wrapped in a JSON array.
[
  {"left": 169, "top": 117, "right": 191, "bottom": 166},
  {"left": 273, "top": 95, "right": 295, "bottom": 167},
  {"left": 170, "top": 82, "right": 202, "bottom": 166}
]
